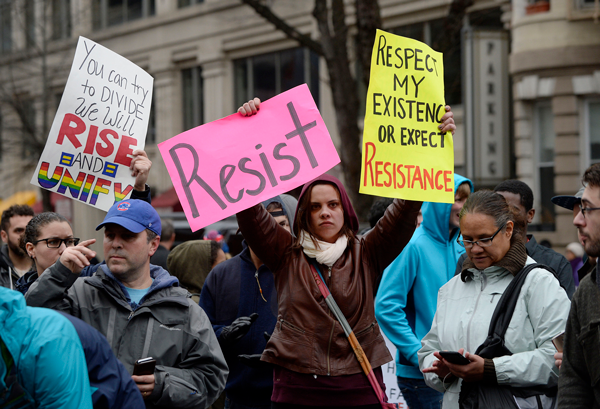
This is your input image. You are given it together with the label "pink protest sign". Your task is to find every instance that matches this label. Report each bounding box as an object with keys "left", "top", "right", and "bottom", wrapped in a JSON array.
[{"left": 158, "top": 84, "right": 341, "bottom": 231}]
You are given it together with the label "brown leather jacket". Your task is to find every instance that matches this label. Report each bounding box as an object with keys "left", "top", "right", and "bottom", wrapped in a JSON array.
[{"left": 237, "top": 198, "right": 421, "bottom": 376}]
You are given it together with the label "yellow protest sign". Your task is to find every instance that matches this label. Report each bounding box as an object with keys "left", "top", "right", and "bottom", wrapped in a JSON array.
[{"left": 360, "top": 29, "right": 454, "bottom": 203}]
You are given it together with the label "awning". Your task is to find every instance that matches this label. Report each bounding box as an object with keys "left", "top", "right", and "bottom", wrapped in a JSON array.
[
  {"left": 0, "top": 190, "right": 38, "bottom": 214},
  {"left": 152, "top": 187, "right": 183, "bottom": 212}
]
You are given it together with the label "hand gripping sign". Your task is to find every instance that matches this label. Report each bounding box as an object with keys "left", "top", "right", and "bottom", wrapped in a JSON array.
[
  {"left": 360, "top": 29, "right": 454, "bottom": 204},
  {"left": 158, "top": 84, "right": 340, "bottom": 232},
  {"left": 30, "top": 37, "right": 153, "bottom": 211}
]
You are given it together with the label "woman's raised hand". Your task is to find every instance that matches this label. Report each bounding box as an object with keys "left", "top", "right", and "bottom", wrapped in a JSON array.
[
  {"left": 439, "top": 105, "right": 456, "bottom": 135},
  {"left": 238, "top": 98, "right": 261, "bottom": 116},
  {"left": 130, "top": 149, "right": 152, "bottom": 191}
]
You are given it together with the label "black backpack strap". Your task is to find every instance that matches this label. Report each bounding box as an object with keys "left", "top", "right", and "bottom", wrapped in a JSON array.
[
  {"left": 465, "top": 263, "right": 557, "bottom": 409},
  {"left": 475, "top": 263, "right": 556, "bottom": 359},
  {"left": 486, "top": 263, "right": 554, "bottom": 341}
]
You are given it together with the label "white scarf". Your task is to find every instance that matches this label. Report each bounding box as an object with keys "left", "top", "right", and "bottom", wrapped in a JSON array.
[{"left": 300, "top": 230, "right": 348, "bottom": 267}]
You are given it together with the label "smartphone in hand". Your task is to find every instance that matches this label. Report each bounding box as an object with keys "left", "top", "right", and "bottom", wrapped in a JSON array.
[
  {"left": 438, "top": 351, "right": 470, "bottom": 365},
  {"left": 552, "top": 333, "right": 565, "bottom": 353},
  {"left": 133, "top": 357, "right": 156, "bottom": 376}
]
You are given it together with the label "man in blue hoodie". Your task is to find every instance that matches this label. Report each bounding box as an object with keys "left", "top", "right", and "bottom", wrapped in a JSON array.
[{"left": 375, "top": 174, "right": 473, "bottom": 409}]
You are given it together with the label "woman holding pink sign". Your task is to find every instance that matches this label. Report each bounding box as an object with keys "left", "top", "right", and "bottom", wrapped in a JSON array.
[{"left": 236, "top": 98, "right": 456, "bottom": 409}]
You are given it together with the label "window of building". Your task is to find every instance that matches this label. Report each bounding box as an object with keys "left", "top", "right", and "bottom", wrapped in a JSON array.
[
  {"left": 585, "top": 99, "right": 600, "bottom": 166},
  {"left": 182, "top": 67, "right": 203, "bottom": 131},
  {"left": 533, "top": 101, "right": 556, "bottom": 229},
  {"left": 92, "top": 0, "right": 155, "bottom": 30},
  {"left": 24, "top": 0, "right": 34, "bottom": 48},
  {"left": 178, "top": 0, "right": 203, "bottom": 7},
  {"left": 389, "top": 9, "right": 504, "bottom": 108},
  {"left": 392, "top": 22, "right": 425, "bottom": 43},
  {"left": 20, "top": 99, "right": 36, "bottom": 160},
  {"left": 526, "top": 0, "right": 550, "bottom": 14},
  {"left": 233, "top": 47, "right": 320, "bottom": 110},
  {"left": 390, "top": 19, "right": 462, "bottom": 106},
  {"left": 147, "top": 93, "right": 156, "bottom": 144},
  {"left": 52, "top": 0, "right": 72, "bottom": 40},
  {"left": 0, "top": 0, "right": 11, "bottom": 54},
  {"left": 577, "top": 0, "right": 597, "bottom": 8}
]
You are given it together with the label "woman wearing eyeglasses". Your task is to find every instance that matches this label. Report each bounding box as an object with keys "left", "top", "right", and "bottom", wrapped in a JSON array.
[
  {"left": 15, "top": 212, "right": 95, "bottom": 295},
  {"left": 418, "top": 190, "right": 570, "bottom": 409}
]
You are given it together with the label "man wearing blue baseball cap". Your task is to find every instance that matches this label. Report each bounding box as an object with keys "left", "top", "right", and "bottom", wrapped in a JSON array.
[{"left": 26, "top": 199, "right": 228, "bottom": 409}]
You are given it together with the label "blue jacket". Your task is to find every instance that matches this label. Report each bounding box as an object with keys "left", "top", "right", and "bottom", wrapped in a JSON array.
[
  {"left": 0, "top": 287, "right": 92, "bottom": 409},
  {"left": 58, "top": 312, "right": 145, "bottom": 409},
  {"left": 199, "top": 241, "right": 277, "bottom": 407},
  {"left": 375, "top": 174, "right": 473, "bottom": 379}
]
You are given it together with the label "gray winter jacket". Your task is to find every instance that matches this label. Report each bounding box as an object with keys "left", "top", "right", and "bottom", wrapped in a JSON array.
[{"left": 25, "top": 260, "right": 228, "bottom": 409}]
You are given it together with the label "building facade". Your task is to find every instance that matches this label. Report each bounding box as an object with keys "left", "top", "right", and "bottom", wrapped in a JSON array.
[
  {"left": 510, "top": 0, "right": 600, "bottom": 247},
  {"left": 0, "top": 0, "right": 597, "bottom": 255}
]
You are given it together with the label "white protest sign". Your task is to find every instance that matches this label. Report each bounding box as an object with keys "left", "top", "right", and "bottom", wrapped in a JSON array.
[
  {"left": 31, "top": 36, "right": 153, "bottom": 211},
  {"left": 382, "top": 334, "right": 410, "bottom": 408}
]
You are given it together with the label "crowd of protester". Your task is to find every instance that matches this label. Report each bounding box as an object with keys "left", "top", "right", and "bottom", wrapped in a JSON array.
[{"left": 1, "top": 98, "right": 599, "bottom": 409}]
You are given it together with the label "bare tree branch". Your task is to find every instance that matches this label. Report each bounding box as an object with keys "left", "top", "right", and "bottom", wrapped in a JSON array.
[
  {"left": 240, "top": 0, "right": 324, "bottom": 56},
  {"left": 312, "top": 0, "right": 333, "bottom": 60},
  {"left": 355, "top": 0, "right": 381, "bottom": 88},
  {"left": 0, "top": 0, "right": 77, "bottom": 210},
  {"left": 239, "top": 0, "right": 379, "bottom": 219},
  {"left": 312, "top": 0, "right": 371, "bottom": 218}
]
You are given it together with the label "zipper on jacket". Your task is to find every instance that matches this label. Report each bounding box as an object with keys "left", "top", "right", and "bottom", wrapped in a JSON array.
[
  {"left": 328, "top": 266, "right": 332, "bottom": 278},
  {"left": 465, "top": 272, "right": 487, "bottom": 352},
  {"left": 355, "top": 322, "right": 375, "bottom": 337},
  {"left": 128, "top": 311, "right": 134, "bottom": 320},
  {"left": 326, "top": 322, "right": 335, "bottom": 376},
  {"left": 280, "top": 319, "right": 305, "bottom": 333}
]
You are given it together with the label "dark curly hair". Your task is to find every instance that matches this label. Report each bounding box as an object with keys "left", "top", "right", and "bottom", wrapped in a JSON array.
[
  {"left": 494, "top": 180, "right": 534, "bottom": 212},
  {"left": 1, "top": 204, "right": 34, "bottom": 232},
  {"left": 583, "top": 163, "right": 600, "bottom": 189},
  {"left": 20, "top": 212, "right": 71, "bottom": 254},
  {"left": 494, "top": 179, "right": 533, "bottom": 212}
]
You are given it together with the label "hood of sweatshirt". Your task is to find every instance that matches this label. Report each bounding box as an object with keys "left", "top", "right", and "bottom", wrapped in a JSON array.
[{"left": 420, "top": 173, "right": 473, "bottom": 245}]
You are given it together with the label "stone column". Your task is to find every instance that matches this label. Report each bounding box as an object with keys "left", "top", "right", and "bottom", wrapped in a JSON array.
[
  {"left": 71, "top": 201, "right": 107, "bottom": 260},
  {"left": 202, "top": 60, "right": 226, "bottom": 123},
  {"left": 72, "top": 0, "right": 93, "bottom": 37},
  {"left": 148, "top": 69, "right": 179, "bottom": 193}
]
